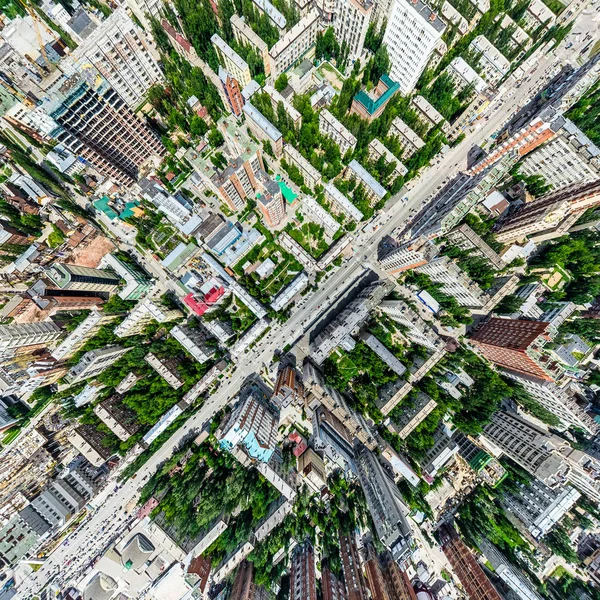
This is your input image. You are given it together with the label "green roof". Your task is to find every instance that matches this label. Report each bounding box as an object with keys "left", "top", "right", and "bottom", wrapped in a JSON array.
[
  {"left": 353, "top": 75, "right": 400, "bottom": 116},
  {"left": 469, "top": 450, "right": 492, "bottom": 472}
]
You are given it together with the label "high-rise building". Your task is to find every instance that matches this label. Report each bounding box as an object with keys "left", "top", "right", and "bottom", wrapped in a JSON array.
[
  {"left": 218, "top": 394, "right": 278, "bottom": 462},
  {"left": 290, "top": 541, "right": 317, "bottom": 600},
  {"left": 69, "top": 9, "right": 163, "bottom": 109},
  {"left": 469, "top": 318, "right": 558, "bottom": 382},
  {"left": 378, "top": 238, "right": 438, "bottom": 274},
  {"left": 138, "top": 177, "right": 194, "bottom": 225},
  {"left": 100, "top": 254, "right": 153, "bottom": 301},
  {"left": 439, "top": 525, "right": 502, "bottom": 600},
  {"left": 218, "top": 67, "right": 245, "bottom": 117},
  {"left": 0, "top": 321, "right": 63, "bottom": 352},
  {"left": 380, "top": 553, "right": 418, "bottom": 600},
  {"left": 378, "top": 300, "right": 440, "bottom": 351},
  {"left": 495, "top": 179, "right": 600, "bottom": 243},
  {"left": 126, "top": 0, "right": 164, "bottom": 31},
  {"left": 482, "top": 411, "right": 568, "bottom": 486},
  {"left": 171, "top": 325, "right": 215, "bottom": 364},
  {"left": 51, "top": 310, "right": 116, "bottom": 360},
  {"left": 365, "top": 544, "right": 391, "bottom": 600},
  {"left": 114, "top": 298, "right": 183, "bottom": 338},
  {"left": 44, "top": 75, "right": 164, "bottom": 186},
  {"left": 272, "top": 364, "right": 303, "bottom": 408},
  {"left": 46, "top": 264, "right": 121, "bottom": 293},
  {"left": 340, "top": 533, "right": 369, "bottom": 600},
  {"left": 64, "top": 346, "right": 131, "bottom": 384},
  {"left": 354, "top": 444, "right": 413, "bottom": 564},
  {"left": 501, "top": 478, "right": 580, "bottom": 539},
  {"left": 257, "top": 184, "right": 286, "bottom": 227},
  {"left": 322, "top": 564, "right": 348, "bottom": 600},
  {"left": 383, "top": 0, "right": 445, "bottom": 95},
  {"left": 230, "top": 560, "right": 270, "bottom": 600},
  {"left": 334, "top": 0, "right": 372, "bottom": 61}
]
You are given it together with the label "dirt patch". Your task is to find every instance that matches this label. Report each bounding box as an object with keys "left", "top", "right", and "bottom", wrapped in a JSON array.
[{"left": 68, "top": 235, "right": 116, "bottom": 267}]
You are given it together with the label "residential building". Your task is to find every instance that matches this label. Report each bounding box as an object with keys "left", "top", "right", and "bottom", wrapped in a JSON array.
[
  {"left": 322, "top": 565, "right": 348, "bottom": 600},
  {"left": 324, "top": 183, "right": 364, "bottom": 221},
  {"left": 51, "top": 310, "right": 115, "bottom": 360},
  {"left": 300, "top": 196, "right": 340, "bottom": 238},
  {"left": 380, "top": 555, "right": 418, "bottom": 600},
  {"left": 211, "top": 34, "right": 252, "bottom": 87},
  {"left": 257, "top": 183, "right": 286, "bottom": 227},
  {"left": 382, "top": 0, "right": 446, "bottom": 94},
  {"left": 268, "top": 10, "right": 319, "bottom": 78},
  {"left": 43, "top": 75, "right": 164, "bottom": 186},
  {"left": 243, "top": 103, "right": 283, "bottom": 156},
  {"left": 312, "top": 405, "right": 356, "bottom": 472},
  {"left": 418, "top": 423, "right": 459, "bottom": 480},
  {"left": 263, "top": 85, "right": 302, "bottom": 126},
  {"left": 231, "top": 15, "right": 271, "bottom": 76},
  {"left": 68, "top": 424, "right": 115, "bottom": 466},
  {"left": 114, "top": 298, "right": 183, "bottom": 338},
  {"left": 94, "top": 395, "right": 140, "bottom": 441},
  {"left": 290, "top": 541, "right": 317, "bottom": 600},
  {"left": 0, "top": 507, "right": 51, "bottom": 567},
  {"left": 334, "top": 0, "right": 373, "bottom": 61},
  {"left": 319, "top": 109, "right": 357, "bottom": 157},
  {"left": 439, "top": 525, "right": 502, "bottom": 600},
  {"left": 354, "top": 444, "right": 413, "bottom": 564},
  {"left": 273, "top": 364, "right": 303, "bottom": 408},
  {"left": 253, "top": 0, "right": 287, "bottom": 30},
  {"left": 271, "top": 272, "right": 310, "bottom": 311},
  {"left": 359, "top": 332, "right": 406, "bottom": 377},
  {"left": 519, "top": 119, "right": 600, "bottom": 189},
  {"left": 171, "top": 324, "right": 215, "bottom": 364},
  {"left": 469, "top": 318, "right": 558, "bottom": 382},
  {"left": 378, "top": 238, "right": 437, "bottom": 274},
  {"left": 496, "top": 179, "right": 600, "bottom": 243},
  {"left": 368, "top": 138, "right": 408, "bottom": 182},
  {"left": 139, "top": 177, "right": 193, "bottom": 225},
  {"left": 411, "top": 95, "right": 449, "bottom": 134},
  {"left": 445, "top": 57, "right": 487, "bottom": 94},
  {"left": 69, "top": 10, "right": 162, "bottom": 109},
  {"left": 100, "top": 254, "right": 153, "bottom": 300},
  {"left": 46, "top": 263, "right": 121, "bottom": 293},
  {"left": 389, "top": 117, "right": 425, "bottom": 158},
  {"left": 65, "top": 346, "right": 131, "bottom": 384},
  {"left": 501, "top": 478, "right": 580, "bottom": 539},
  {"left": 481, "top": 411, "right": 569, "bottom": 486},
  {"left": 379, "top": 300, "right": 440, "bottom": 351},
  {"left": 387, "top": 393, "right": 437, "bottom": 437},
  {"left": 497, "top": 14, "right": 531, "bottom": 53},
  {"left": 297, "top": 448, "right": 327, "bottom": 492},
  {"left": 522, "top": 0, "right": 555, "bottom": 30},
  {"left": 126, "top": 0, "right": 164, "bottom": 30},
  {"left": 218, "top": 394, "right": 278, "bottom": 462},
  {"left": 0, "top": 221, "right": 30, "bottom": 246},
  {"left": 344, "top": 159, "right": 387, "bottom": 204},
  {"left": 218, "top": 67, "right": 245, "bottom": 117},
  {"left": 350, "top": 75, "right": 400, "bottom": 122},
  {"left": 0, "top": 322, "right": 63, "bottom": 352},
  {"left": 468, "top": 35, "right": 510, "bottom": 85},
  {"left": 340, "top": 533, "right": 370, "bottom": 600},
  {"left": 310, "top": 281, "right": 392, "bottom": 363},
  {"left": 445, "top": 223, "right": 505, "bottom": 269},
  {"left": 144, "top": 353, "right": 184, "bottom": 389},
  {"left": 284, "top": 145, "right": 322, "bottom": 190}
]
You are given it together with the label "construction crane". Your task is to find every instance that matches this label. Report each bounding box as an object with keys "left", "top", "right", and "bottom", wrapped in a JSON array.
[{"left": 15, "top": 0, "right": 58, "bottom": 70}]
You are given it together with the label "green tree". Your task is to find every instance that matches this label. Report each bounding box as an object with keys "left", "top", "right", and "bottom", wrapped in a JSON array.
[{"left": 274, "top": 73, "right": 289, "bottom": 92}]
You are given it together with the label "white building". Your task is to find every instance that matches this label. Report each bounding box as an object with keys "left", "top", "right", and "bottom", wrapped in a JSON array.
[
  {"left": 114, "top": 298, "right": 183, "bottom": 338},
  {"left": 368, "top": 138, "right": 408, "bottom": 182},
  {"left": 468, "top": 35, "right": 511, "bottom": 85},
  {"left": 445, "top": 57, "right": 487, "bottom": 94},
  {"left": 324, "top": 183, "right": 363, "bottom": 222},
  {"left": 383, "top": 0, "right": 446, "bottom": 94},
  {"left": 522, "top": 0, "right": 556, "bottom": 31},
  {"left": 271, "top": 272, "right": 310, "bottom": 311},
  {"left": 389, "top": 117, "right": 425, "bottom": 158},
  {"left": 300, "top": 196, "right": 341, "bottom": 238},
  {"left": 171, "top": 324, "right": 215, "bottom": 364},
  {"left": 211, "top": 33, "right": 252, "bottom": 87},
  {"left": 126, "top": 0, "right": 164, "bottom": 30},
  {"left": 65, "top": 346, "right": 131, "bottom": 384},
  {"left": 69, "top": 9, "right": 163, "bottom": 109},
  {"left": 51, "top": 311, "right": 115, "bottom": 361},
  {"left": 283, "top": 145, "right": 322, "bottom": 190},
  {"left": 333, "top": 0, "right": 373, "bottom": 61},
  {"left": 138, "top": 178, "right": 193, "bottom": 225},
  {"left": 0, "top": 322, "right": 63, "bottom": 352},
  {"left": 319, "top": 109, "right": 357, "bottom": 157}
]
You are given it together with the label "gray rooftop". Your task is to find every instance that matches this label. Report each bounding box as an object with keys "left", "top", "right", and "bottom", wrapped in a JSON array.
[
  {"left": 243, "top": 103, "right": 283, "bottom": 142},
  {"left": 347, "top": 160, "right": 387, "bottom": 198}
]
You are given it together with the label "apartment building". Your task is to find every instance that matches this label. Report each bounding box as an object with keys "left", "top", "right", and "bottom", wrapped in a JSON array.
[
  {"left": 144, "top": 353, "right": 183, "bottom": 389},
  {"left": 114, "top": 298, "right": 183, "bottom": 338},
  {"left": 269, "top": 10, "right": 319, "bottom": 78},
  {"left": 43, "top": 75, "right": 164, "bottom": 186},
  {"left": 171, "top": 325, "right": 215, "bottom": 364},
  {"left": 253, "top": 0, "right": 287, "bottom": 30},
  {"left": 65, "top": 346, "right": 131, "bottom": 384},
  {"left": 468, "top": 35, "right": 510, "bottom": 85},
  {"left": 218, "top": 67, "right": 245, "bottom": 117},
  {"left": 126, "top": 0, "right": 164, "bottom": 30},
  {"left": 211, "top": 34, "right": 252, "bottom": 87},
  {"left": 324, "top": 183, "right": 364, "bottom": 222},
  {"left": 411, "top": 95, "right": 449, "bottom": 134},
  {"left": 359, "top": 332, "right": 406, "bottom": 377},
  {"left": 379, "top": 300, "right": 440, "bottom": 350},
  {"left": 0, "top": 322, "right": 63, "bottom": 352},
  {"left": 264, "top": 85, "right": 302, "bottom": 126},
  {"left": 100, "top": 254, "right": 153, "bottom": 301},
  {"left": 257, "top": 184, "right": 286, "bottom": 227},
  {"left": 300, "top": 196, "right": 340, "bottom": 238},
  {"left": 522, "top": 0, "right": 555, "bottom": 31},
  {"left": 482, "top": 411, "right": 568, "bottom": 486},
  {"left": 445, "top": 223, "right": 504, "bottom": 270},
  {"left": 319, "top": 109, "right": 357, "bottom": 157},
  {"left": 368, "top": 138, "right": 408, "bottom": 181},
  {"left": 231, "top": 14, "right": 271, "bottom": 76},
  {"left": 290, "top": 541, "right": 317, "bottom": 600},
  {"left": 334, "top": 0, "right": 373, "bottom": 61},
  {"left": 354, "top": 444, "right": 413, "bottom": 564},
  {"left": 51, "top": 310, "right": 115, "bottom": 360},
  {"left": 94, "top": 395, "right": 140, "bottom": 441},
  {"left": 445, "top": 57, "right": 487, "bottom": 94},
  {"left": 344, "top": 159, "right": 387, "bottom": 204},
  {"left": 69, "top": 10, "right": 162, "bottom": 109},
  {"left": 46, "top": 264, "right": 121, "bottom": 293},
  {"left": 387, "top": 392, "right": 437, "bottom": 438},
  {"left": 68, "top": 424, "right": 115, "bottom": 466},
  {"left": 383, "top": 0, "right": 446, "bottom": 94},
  {"left": 519, "top": 119, "right": 600, "bottom": 189},
  {"left": 340, "top": 533, "right": 369, "bottom": 600},
  {"left": 322, "top": 566, "right": 348, "bottom": 600},
  {"left": 389, "top": 117, "right": 425, "bottom": 158},
  {"left": 243, "top": 103, "right": 284, "bottom": 156},
  {"left": 284, "top": 145, "right": 322, "bottom": 190}
]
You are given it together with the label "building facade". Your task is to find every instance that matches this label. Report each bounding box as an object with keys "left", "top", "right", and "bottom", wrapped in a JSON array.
[{"left": 333, "top": 0, "right": 373, "bottom": 61}]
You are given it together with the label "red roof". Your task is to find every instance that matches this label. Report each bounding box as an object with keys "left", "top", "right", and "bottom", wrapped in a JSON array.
[
  {"left": 137, "top": 497, "right": 159, "bottom": 519},
  {"left": 205, "top": 286, "right": 225, "bottom": 304},
  {"left": 184, "top": 293, "right": 209, "bottom": 315}
]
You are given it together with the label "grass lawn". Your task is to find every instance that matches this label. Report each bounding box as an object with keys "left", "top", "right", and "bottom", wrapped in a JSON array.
[{"left": 330, "top": 349, "right": 360, "bottom": 379}]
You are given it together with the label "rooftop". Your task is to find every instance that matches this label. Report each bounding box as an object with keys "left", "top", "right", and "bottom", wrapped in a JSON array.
[
  {"left": 353, "top": 75, "right": 400, "bottom": 116},
  {"left": 211, "top": 33, "right": 249, "bottom": 72},
  {"left": 243, "top": 103, "right": 283, "bottom": 142},
  {"left": 346, "top": 160, "right": 387, "bottom": 198}
]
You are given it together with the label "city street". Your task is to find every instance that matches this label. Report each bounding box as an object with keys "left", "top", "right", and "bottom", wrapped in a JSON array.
[{"left": 12, "top": 14, "right": 597, "bottom": 597}]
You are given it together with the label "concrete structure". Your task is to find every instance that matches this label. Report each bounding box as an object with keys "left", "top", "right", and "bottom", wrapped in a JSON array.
[
  {"left": 211, "top": 34, "right": 252, "bottom": 87},
  {"left": 333, "top": 0, "right": 373, "bottom": 61},
  {"left": 445, "top": 57, "right": 487, "bottom": 94},
  {"left": 379, "top": 300, "right": 440, "bottom": 351},
  {"left": 496, "top": 179, "right": 600, "bottom": 243},
  {"left": 46, "top": 263, "right": 121, "bottom": 293},
  {"left": 345, "top": 160, "right": 387, "bottom": 204},
  {"left": 324, "top": 183, "right": 363, "bottom": 222},
  {"left": 359, "top": 332, "right": 406, "bottom": 377},
  {"left": 0, "top": 321, "right": 62, "bottom": 352},
  {"left": 418, "top": 423, "right": 459, "bottom": 479},
  {"left": 144, "top": 353, "right": 183, "bottom": 389},
  {"left": 101, "top": 254, "right": 153, "bottom": 300},
  {"left": 139, "top": 177, "right": 193, "bottom": 225},
  {"left": 319, "top": 109, "right": 357, "bottom": 157},
  {"left": 519, "top": 119, "right": 600, "bottom": 190},
  {"left": 297, "top": 448, "right": 327, "bottom": 492},
  {"left": 388, "top": 393, "right": 437, "bottom": 437},
  {"left": 253, "top": 0, "right": 287, "bottom": 30},
  {"left": 368, "top": 138, "right": 408, "bottom": 182},
  {"left": 351, "top": 75, "right": 400, "bottom": 122},
  {"left": 340, "top": 533, "right": 370, "bottom": 600},
  {"left": 445, "top": 223, "right": 505, "bottom": 269},
  {"left": 411, "top": 95, "right": 449, "bottom": 134},
  {"left": 68, "top": 424, "right": 115, "bottom": 466},
  {"left": 268, "top": 10, "right": 319, "bottom": 78},
  {"left": 69, "top": 9, "right": 162, "bottom": 109},
  {"left": 171, "top": 325, "right": 215, "bottom": 364},
  {"left": 300, "top": 196, "right": 341, "bottom": 238},
  {"left": 218, "top": 394, "right": 278, "bottom": 462},
  {"left": 322, "top": 565, "right": 349, "bottom": 600},
  {"left": 522, "top": 0, "right": 555, "bottom": 31},
  {"left": 243, "top": 103, "right": 283, "bottom": 157},
  {"left": 389, "top": 117, "right": 425, "bottom": 158},
  {"left": 468, "top": 35, "right": 510, "bottom": 85},
  {"left": 482, "top": 411, "right": 568, "bottom": 486},
  {"left": 271, "top": 272, "right": 310, "bottom": 311},
  {"left": 65, "top": 346, "right": 130, "bottom": 384},
  {"left": 94, "top": 395, "right": 140, "bottom": 441},
  {"left": 354, "top": 444, "right": 413, "bottom": 564},
  {"left": 231, "top": 14, "right": 271, "bottom": 76},
  {"left": 114, "top": 298, "right": 183, "bottom": 338},
  {"left": 263, "top": 84, "right": 302, "bottom": 126},
  {"left": 51, "top": 310, "right": 115, "bottom": 360},
  {"left": 378, "top": 238, "right": 437, "bottom": 274},
  {"left": 257, "top": 184, "right": 286, "bottom": 227},
  {"left": 383, "top": 0, "right": 446, "bottom": 94},
  {"left": 290, "top": 541, "right": 317, "bottom": 600},
  {"left": 218, "top": 67, "right": 245, "bottom": 117},
  {"left": 502, "top": 478, "right": 580, "bottom": 539},
  {"left": 284, "top": 145, "right": 322, "bottom": 190},
  {"left": 43, "top": 75, "right": 164, "bottom": 186}
]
